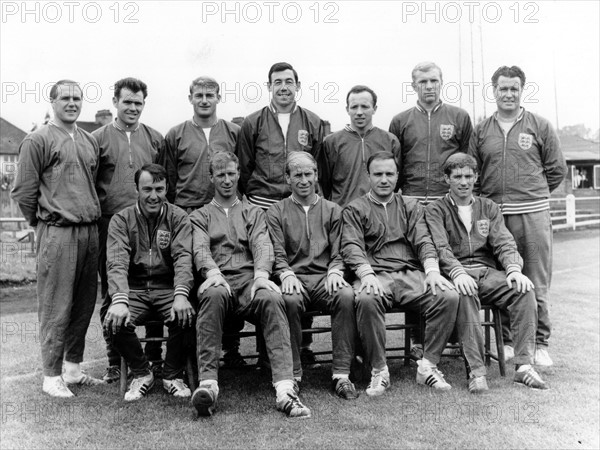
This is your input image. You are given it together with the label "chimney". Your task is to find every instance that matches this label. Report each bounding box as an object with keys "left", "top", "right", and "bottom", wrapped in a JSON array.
[{"left": 95, "top": 109, "right": 113, "bottom": 125}]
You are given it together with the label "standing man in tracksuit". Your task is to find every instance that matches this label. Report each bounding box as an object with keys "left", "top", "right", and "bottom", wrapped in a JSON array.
[
  {"left": 425, "top": 153, "right": 549, "bottom": 393},
  {"left": 161, "top": 76, "right": 244, "bottom": 366},
  {"left": 320, "top": 85, "right": 401, "bottom": 207},
  {"left": 389, "top": 61, "right": 473, "bottom": 358},
  {"left": 236, "top": 62, "right": 325, "bottom": 364},
  {"left": 94, "top": 77, "right": 164, "bottom": 383},
  {"left": 104, "top": 164, "right": 195, "bottom": 401},
  {"left": 469, "top": 65, "right": 567, "bottom": 366},
  {"left": 12, "top": 80, "right": 104, "bottom": 397},
  {"left": 266, "top": 152, "right": 358, "bottom": 400}
]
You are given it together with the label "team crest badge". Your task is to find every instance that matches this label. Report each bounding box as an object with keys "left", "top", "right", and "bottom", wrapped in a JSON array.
[
  {"left": 157, "top": 230, "right": 171, "bottom": 250},
  {"left": 518, "top": 133, "right": 533, "bottom": 150},
  {"left": 476, "top": 219, "right": 490, "bottom": 237},
  {"left": 440, "top": 124, "right": 454, "bottom": 141},
  {"left": 298, "top": 130, "right": 309, "bottom": 146}
]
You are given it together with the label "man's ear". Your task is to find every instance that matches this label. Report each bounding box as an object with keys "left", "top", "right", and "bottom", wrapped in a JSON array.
[{"left": 444, "top": 174, "right": 451, "bottom": 185}]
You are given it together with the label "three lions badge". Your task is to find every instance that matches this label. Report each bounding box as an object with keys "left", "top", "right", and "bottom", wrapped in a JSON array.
[
  {"left": 157, "top": 230, "right": 171, "bottom": 249},
  {"left": 440, "top": 124, "right": 455, "bottom": 141},
  {"left": 476, "top": 219, "right": 490, "bottom": 238},
  {"left": 297, "top": 130, "right": 309, "bottom": 146},
  {"left": 518, "top": 133, "right": 533, "bottom": 150}
]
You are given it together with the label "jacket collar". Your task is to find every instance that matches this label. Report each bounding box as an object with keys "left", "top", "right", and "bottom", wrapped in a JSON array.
[
  {"left": 113, "top": 118, "right": 140, "bottom": 133},
  {"left": 269, "top": 101, "right": 298, "bottom": 114},
  {"left": 415, "top": 101, "right": 443, "bottom": 115},
  {"left": 290, "top": 193, "right": 320, "bottom": 208},
  {"left": 367, "top": 191, "right": 395, "bottom": 207}
]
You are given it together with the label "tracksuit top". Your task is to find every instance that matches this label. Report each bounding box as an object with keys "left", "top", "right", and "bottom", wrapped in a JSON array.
[
  {"left": 389, "top": 102, "right": 473, "bottom": 201},
  {"left": 107, "top": 202, "right": 193, "bottom": 305},
  {"left": 11, "top": 122, "right": 101, "bottom": 226},
  {"left": 321, "top": 126, "right": 401, "bottom": 207},
  {"left": 425, "top": 194, "right": 523, "bottom": 280},
  {"left": 342, "top": 193, "right": 438, "bottom": 279},
  {"left": 93, "top": 121, "right": 163, "bottom": 216},
  {"left": 190, "top": 197, "right": 274, "bottom": 279},
  {"left": 162, "top": 119, "right": 240, "bottom": 209},
  {"left": 266, "top": 195, "right": 344, "bottom": 281},
  {"left": 236, "top": 103, "right": 324, "bottom": 203},
  {"left": 468, "top": 109, "right": 567, "bottom": 214}
]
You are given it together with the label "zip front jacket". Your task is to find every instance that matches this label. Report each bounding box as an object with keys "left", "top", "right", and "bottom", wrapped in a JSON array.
[
  {"left": 425, "top": 194, "right": 523, "bottom": 280},
  {"left": 389, "top": 102, "right": 472, "bottom": 201},
  {"left": 321, "top": 126, "right": 400, "bottom": 206},
  {"left": 468, "top": 109, "right": 567, "bottom": 214},
  {"left": 107, "top": 203, "right": 193, "bottom": 305}
]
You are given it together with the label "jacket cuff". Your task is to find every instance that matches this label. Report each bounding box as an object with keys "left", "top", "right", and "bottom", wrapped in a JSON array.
[
  {"left": 423, "top": 258, "right": 440, "bottom": 275},
  {"left": 279, "top": 270, "right": 296, "bottom": 282},
  {"left": 174, "top": 285, "right": 190, "bottom": 297},
  {"left": 254, "top": 269, "right": 270, "bottom": 280},
  {"left": 505, "top": 264, "right": 522, "bottom": 276},
  {"left": 327, "top": 268, "right": 344, "bottom": 278},
  {"left": 450, "top": 266, "right": 468, "bottom": 280},
  {"left": 357, "top": 264, "right": 375, "bottom": 279},
  {"left": 111, "top": 293, "right": 129, "bottom": 306}
]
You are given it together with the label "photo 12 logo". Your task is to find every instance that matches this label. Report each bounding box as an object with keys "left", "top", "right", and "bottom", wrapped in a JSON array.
[
  {"left": 1, "top": 1, "right": 140, "bottom": 24},
  {"left": 200, "top": 1, "right": 340, "bottom": 24},
  {"left": 401, "top": 1, "right": 540, "bottom": 24}
]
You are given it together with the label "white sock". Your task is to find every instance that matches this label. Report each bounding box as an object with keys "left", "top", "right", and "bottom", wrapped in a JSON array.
[
  {"left": 371, "top": 365, "right": 389, "bottom": 377},
  {"left": 517, "top": 364, "right": 532, "bottom": 372},
  {"left": 418, "top": 358, "right": 436, "bottom": 372},
  {"left": 43, "top": 375, "right": 62, "bottom": 385},
  {"left": 332, "top": 374, "right": 349, "bottom": 381},
  {"left": 274, "top": 380, "right": 295, "bottom": 401},
  {"left": 64, "top": 361, "right": 81, "bottom": 378},
  {"left": 199, "top": 379, "right": 219, "bottom": 394}
]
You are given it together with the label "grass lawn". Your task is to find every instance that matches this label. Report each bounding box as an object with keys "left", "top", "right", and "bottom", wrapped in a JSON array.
[{"left": 0, "top": 229, "right": 598, "bottom": 449}]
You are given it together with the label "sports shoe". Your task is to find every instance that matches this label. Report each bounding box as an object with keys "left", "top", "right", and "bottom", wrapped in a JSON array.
[
  {"left": 276, "top": 392, "right": 311, "bottom": 418},
  {"left": 124, "top": 372, "right": 154, "bottom": 401},
  {"left": 102, "top": 366, "right": 121, "bottom": 384},
  {"left": 366, "top": 371, "right": 390, "bottom": 397},
  {"left": 63, "top": 371, "right": 106, "bottom": 386},
  {"left": 163, "top": 378, "right": 191, "bottom": 398},
  {"left": 332, "top": 378, "right": 359, "bottom": 400},
  {"left": 43, "top": 377, "right": 74, "bottom": 398},
  {"left": 409, "top": 344, "right": 424, "bottom": 361},
  {"left": 300, "top": 348, "right": 321, "bottom": 369},
  {"left": 534, "top": 348, "right": 553, "bottom": 367},
  {"left": 191, "top": 381, "right": 218, "bottom": 417},
  {"left": 468, "top": 375, "right": 489, "bottom": 394},
  {"left": 416, "top": 362, "right": 452, "bottom": 390},
  {"left": 514, "top": 367, "right": 549, "bottom": 390}
]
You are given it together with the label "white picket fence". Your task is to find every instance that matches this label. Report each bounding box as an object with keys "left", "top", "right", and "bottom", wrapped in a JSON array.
[{"left": 550, "top": 195, "right": 600, "bottom": 230}]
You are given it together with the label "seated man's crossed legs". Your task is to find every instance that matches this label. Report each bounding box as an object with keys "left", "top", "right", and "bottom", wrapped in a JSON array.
[
  {"left": 194, "top": 274, "right": 311, "bottom": 418},
  {"left": 110, "top": 289, "right": 193, "bottom": 401},
  {"left": 456, "top": 267, "right": 548, "bottom": 392},
  {"left": 354, "top": 269, "right": 459, "bottom": 396},
  {"left": 282, "top": 273, "right": 358, "bottom": 399}
]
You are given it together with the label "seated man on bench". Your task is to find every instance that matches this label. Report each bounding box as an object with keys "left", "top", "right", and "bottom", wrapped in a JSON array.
[
  {"left": 341, "top": 151, "right": 459, "bottom": 396},
  {"left": 266, "top": 152, "right": 358, "bottom": 399},
  {"left": 190, "top": 151, "right": 311, "bottom": 418},
  {"left": 425, "top": 153, "right": 548, "bottom": 392},
  {"left": 104, "top": 163, "right": 195, "bottom": 401}
]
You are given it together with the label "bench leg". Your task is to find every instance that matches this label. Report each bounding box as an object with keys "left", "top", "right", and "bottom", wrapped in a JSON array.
[
  {"left": 492, "top": 309, "right": 506, "bottom": 377},
  {"left": 119, "top": 357, "right": 128, "bottom": 398}
]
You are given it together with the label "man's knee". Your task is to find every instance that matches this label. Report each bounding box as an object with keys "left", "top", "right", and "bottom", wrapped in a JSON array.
[
  {"left": 355, "top": 291, "right": 385, "bottom": 315},
  {"left": 198, "top": 286, "right": 229, "bottom": 309},
  {"left": 331, "top": 286, "right": 356, "bottom": 313},
  {"left": 282, "top": 292, "right": 304, "bottom": 315}
]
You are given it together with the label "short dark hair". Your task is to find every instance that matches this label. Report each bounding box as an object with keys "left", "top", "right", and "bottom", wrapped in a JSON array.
[
  {"left": 442, "top": 153, "right": 478, "bottom": 176},
  {"left": 135, "top": 163, "right": 167, "bottom": 189},
  {"left": 346, "top": 85, "right": 377, "bottom": 107},
  {"left": 114, "top": 77, "right": 148, "bottom": 99},
  {"left": 491, "top": 65, "right": 526, "bottom": 87},
  {"left": 268, "top": 62, "right": 298, "bottom": 84},
  {"left": 366, "top": 151, "right": 398, "bottom": 174},
  {"left": 209, "top": 151, "right": 239, "bottom": 176},
  {"left": 49, "top": 80, "right": 81, "bottom": 100},
  {"left": 189, "top": 76, "right": 220, "bottom": 95}
]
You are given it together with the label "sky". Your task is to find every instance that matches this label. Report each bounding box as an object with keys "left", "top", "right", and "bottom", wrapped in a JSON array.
[{"left": 1, "top": 0, "right": 599, "bottom": 136}]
